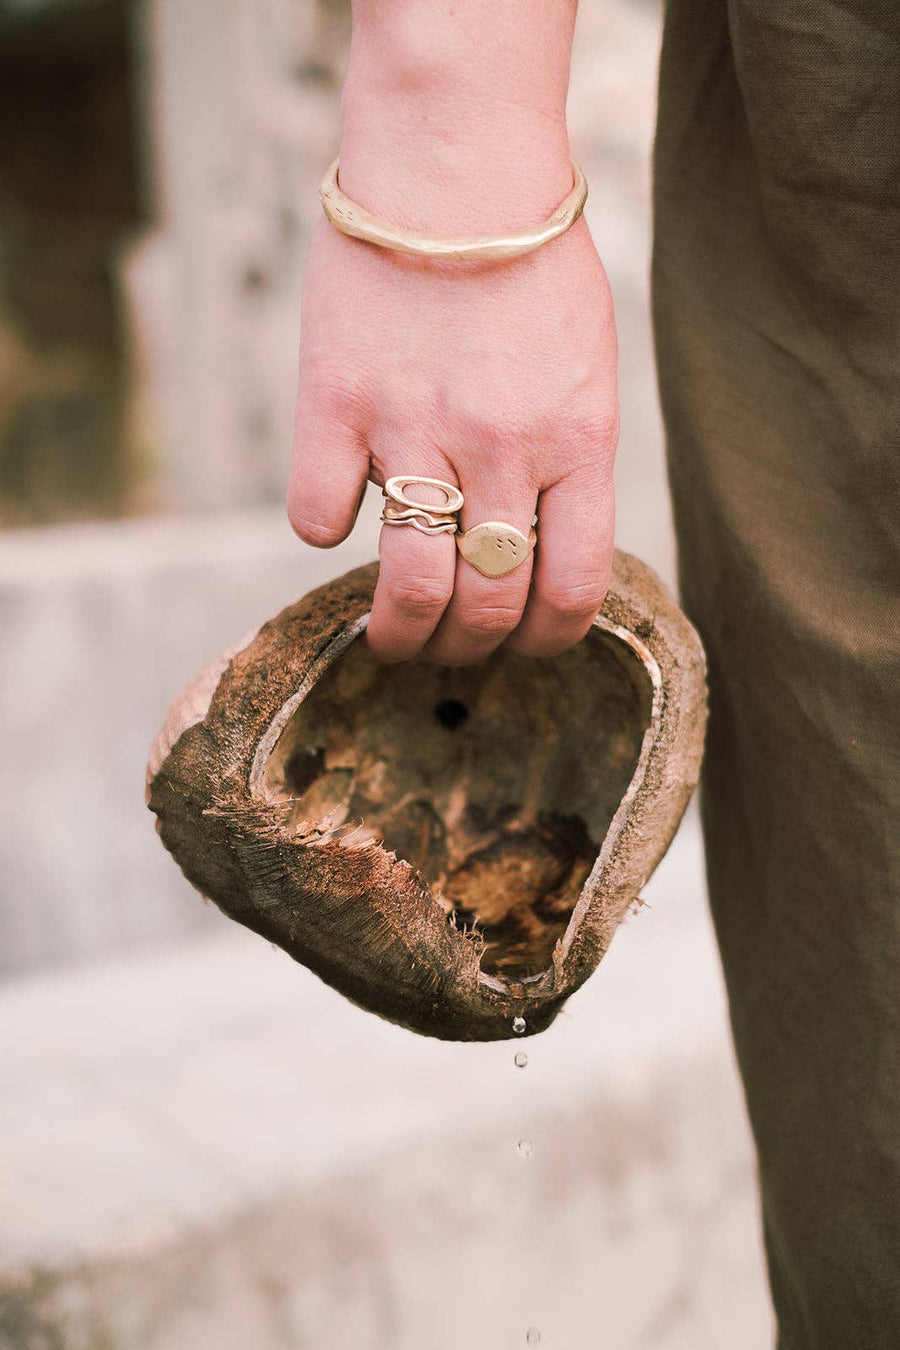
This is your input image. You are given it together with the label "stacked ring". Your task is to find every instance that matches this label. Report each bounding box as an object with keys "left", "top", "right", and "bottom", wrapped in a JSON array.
[
  {"left": 380, "top": 476, "right": 463, "bottom": 536},
  {"left": 379, "top": 476, "right": 539, "bottom": 578}
]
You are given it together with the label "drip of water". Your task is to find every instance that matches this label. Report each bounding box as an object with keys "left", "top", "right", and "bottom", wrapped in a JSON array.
[{"left": 512, "top": 1025, "right": 538, "bottom": 1347}]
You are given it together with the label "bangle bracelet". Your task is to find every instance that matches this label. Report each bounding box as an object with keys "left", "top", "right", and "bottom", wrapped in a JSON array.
[{"left": 319, "top": 157, "right": 588, "bottom": 262}]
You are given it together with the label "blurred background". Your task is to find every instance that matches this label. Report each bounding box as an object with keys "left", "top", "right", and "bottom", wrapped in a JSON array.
[{"left": 0, "top": 1, "right": 773, "bottom": 1346}]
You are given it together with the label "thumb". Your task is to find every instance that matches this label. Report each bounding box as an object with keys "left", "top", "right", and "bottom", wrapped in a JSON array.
[{"left": 287, "top": 401, "right": 370, "bottom": 548}]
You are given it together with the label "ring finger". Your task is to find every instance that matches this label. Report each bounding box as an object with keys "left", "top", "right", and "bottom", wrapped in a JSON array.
[{"left": 422, "top": 480, "right": 538, "bottom": 666}]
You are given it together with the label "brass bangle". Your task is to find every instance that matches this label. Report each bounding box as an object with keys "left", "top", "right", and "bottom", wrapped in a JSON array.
[{"left": 319, "top": 157, "right": 588, "bottom": 263}]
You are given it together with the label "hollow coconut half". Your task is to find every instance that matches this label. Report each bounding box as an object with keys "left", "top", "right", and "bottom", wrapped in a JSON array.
[{"left": 147, "top": 553, "right": 707, "bottom": 1042}]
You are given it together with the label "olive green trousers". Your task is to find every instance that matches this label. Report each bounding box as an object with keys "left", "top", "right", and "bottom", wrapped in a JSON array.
[{"left": 652, "top": 2, "right": 899, "bottom": 1345}]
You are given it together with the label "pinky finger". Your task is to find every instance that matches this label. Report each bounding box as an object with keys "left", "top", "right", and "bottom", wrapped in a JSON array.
[{"left": 507, "top": 474, "right": 614, "bottom": 659}]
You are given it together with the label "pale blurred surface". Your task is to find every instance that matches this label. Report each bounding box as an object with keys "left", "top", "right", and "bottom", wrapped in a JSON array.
[
  {"left": 1, "top": 820, "right": 772, "bottom": 1350},
  {"left": 0, "top": 2, "right": 772, "bottom": 1346}
]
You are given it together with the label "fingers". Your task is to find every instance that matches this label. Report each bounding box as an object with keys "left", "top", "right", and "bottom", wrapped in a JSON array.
[
  {"left": 289, "top": 396, "right": 613, "bottom": 665},
  {"left": 507, "top": 471, "right": 614, "bottom": 659},
  {"left": 366, "top": 463, "right": 459, "bottom": 663},
  {"left": 422, "top": 480, "right": 539, "bottom": 666},
  {"left": 287, "top": 404, "right": 369, "bottom": 548}
]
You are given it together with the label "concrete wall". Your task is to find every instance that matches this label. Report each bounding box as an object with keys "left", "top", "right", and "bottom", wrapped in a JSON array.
[{"left": 125, "top": 0, "right": 350, "bottom": 513}]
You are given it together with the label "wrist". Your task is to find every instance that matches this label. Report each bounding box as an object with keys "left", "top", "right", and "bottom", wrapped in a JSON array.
[
  {"left": 338, "top": 0, "right": 576, "bottom": 234},
  {"left": 337, "top": 100, "right": 575, "bottom": 237}
]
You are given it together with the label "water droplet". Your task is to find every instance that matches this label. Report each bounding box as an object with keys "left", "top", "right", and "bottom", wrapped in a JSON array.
[
  {"left": 526, "top": 1330, "right": 542, "bottom": 1346},
  {"left": 514, "top": 1051, "right": 529, "bottom": 1069},
  {"left": 512, "top": 1016, "right": 527, "bottom": 1035},
  {"left": 516, "top": 1138, "right": 533, "bottom": 1159}
]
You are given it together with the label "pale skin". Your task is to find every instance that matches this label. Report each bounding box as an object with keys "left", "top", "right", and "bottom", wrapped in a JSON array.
[{"left": 288, "top": 0, "right": 617, "bottom": 665}]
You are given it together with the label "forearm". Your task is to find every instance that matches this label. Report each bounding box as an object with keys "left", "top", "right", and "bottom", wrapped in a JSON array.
[{"left": 338, "top": 0, "right": 579, "bottom": 233}]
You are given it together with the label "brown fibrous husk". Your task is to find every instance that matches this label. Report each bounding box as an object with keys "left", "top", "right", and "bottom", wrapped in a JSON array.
[{"left": 146, "top": 552, "right": 707, "bottom": 1041}]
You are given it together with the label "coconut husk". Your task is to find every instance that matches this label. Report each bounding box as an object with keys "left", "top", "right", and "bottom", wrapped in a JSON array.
[{"left": 147, "top": 553, "right": 706, "bottom": 1041}]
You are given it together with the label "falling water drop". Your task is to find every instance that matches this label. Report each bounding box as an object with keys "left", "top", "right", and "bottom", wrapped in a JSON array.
[
  {"left": 514, "top": 1051, "right": 529, "bottom": 1069},
  {"left": 513, "top": 1016, "right": 527, "bottom": 1035},
  {"left": 526, "top": 1330, "right": 542, "bottom": 1346},
  {"left": 516, "top": 1138, "right": 533, "bottom": 1159}
]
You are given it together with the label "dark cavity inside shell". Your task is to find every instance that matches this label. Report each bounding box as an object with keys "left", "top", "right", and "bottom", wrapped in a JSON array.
[{"left": 261, "top": 626, "right": 654, "bottom": 983}]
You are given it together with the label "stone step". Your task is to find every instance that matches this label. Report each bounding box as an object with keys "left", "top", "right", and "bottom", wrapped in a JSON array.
[
  {"left": 0, "top": 817, "right": 773, "bottom": 1349},
  {"left": 0, "top": 504, "right": 381, "bottom": 979}
]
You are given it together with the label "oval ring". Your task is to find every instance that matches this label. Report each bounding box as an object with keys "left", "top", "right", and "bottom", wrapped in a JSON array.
[{"left": 383, "top": 476, "right": 464, "bottom": 516}]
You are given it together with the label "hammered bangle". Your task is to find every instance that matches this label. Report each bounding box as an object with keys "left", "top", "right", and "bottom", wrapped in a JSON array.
[{"left": 319, "top": 157, "right": 588, "bottom": 263}]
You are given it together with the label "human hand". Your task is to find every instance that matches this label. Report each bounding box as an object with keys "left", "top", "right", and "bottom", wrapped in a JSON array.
[
  {"left": 287, "top": 0, "right": 617, "bottom": 665},
  {"left": 289, "top": 213, "right": 617, "bottom": 665}
]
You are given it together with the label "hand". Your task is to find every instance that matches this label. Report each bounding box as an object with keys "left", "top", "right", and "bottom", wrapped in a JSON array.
[
  {"left": 288, "top": 0, "right": 617, "bottom": 665},
  {"left": 289, "top": 208, "right": 618, "bottom": 665}
]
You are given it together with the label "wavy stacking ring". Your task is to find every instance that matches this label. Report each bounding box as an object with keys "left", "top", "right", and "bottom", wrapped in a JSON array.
[
  {"left": 381, "top": 476, "right": 464, "bottom": 537},
  {"left": 456, "top": 521, "right": 538, "bottom": 579}
]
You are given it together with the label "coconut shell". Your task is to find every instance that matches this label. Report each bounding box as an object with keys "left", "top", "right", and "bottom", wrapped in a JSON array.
[{"left": 147, "top": 553, "right": 707, "bottom": 1041}]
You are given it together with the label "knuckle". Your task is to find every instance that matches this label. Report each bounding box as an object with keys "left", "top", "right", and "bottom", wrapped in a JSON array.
[
  {"left": 462, "top": 603, "right": 523, "bottom": 637},
  {"left": 569, "top": 402, "right": 620, "bottom": 452},
  {"left": 477, "top": 409, "right": 534, "bottom": 448},
  {"left": 439, "top": 386, "right": 547, "bottom": 451},
  {"left": 385, "top": 578, "right": 453, "bottom": 617},
  {"left": 480, "top": 406, "right": 552, "bottom": 452},
  {"left": 303, "top": 364, "right": 373, "bottom": 427},
  {"left": 543, "top": 577, "right": 607, "bottom": 622}
]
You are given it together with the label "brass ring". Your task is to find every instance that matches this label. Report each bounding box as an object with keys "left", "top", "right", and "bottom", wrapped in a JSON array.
[
  {"left": 381, "top": 476, "right": 463, "bottom": 538},
  {"left": 381, "top": 511, "right": 458, "bottom": 536},
  {"left": 456, "top": 521, "right": 537, "bottom": 579},
  {"left": 383, "top": 476, "right": 464, "bottom": 516},
  {"left": 381, "top": 503, "right": 458, "bottom": 529}
]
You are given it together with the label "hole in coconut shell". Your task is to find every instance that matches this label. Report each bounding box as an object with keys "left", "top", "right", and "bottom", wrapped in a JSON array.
[
  {"left": 434, "top": 698, "right": 470, "bottom": 730},
  {"left": 264, "top": 627, "right": 653, "bottom": 981},
  {"left": 283, "top": 746, "right": 327, "bottom": 795}
]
